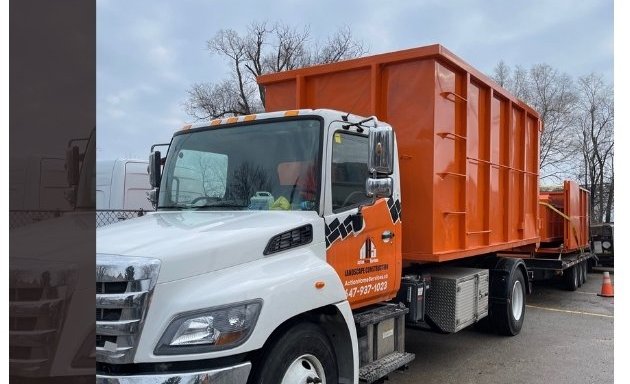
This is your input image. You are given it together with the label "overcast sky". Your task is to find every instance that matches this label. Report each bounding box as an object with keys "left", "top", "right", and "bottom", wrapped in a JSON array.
[{"left": 96, "top": 0, "right": 614, "bottom": 161}]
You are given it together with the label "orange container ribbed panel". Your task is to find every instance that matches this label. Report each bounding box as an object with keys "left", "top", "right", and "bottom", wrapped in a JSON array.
[{"left": 259, "top": 44, "right": 541, "bottom": 262}]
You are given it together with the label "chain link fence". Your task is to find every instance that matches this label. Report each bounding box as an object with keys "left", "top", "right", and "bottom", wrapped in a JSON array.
[
  {"left": 10, "top": 209, "right": 151, "bottom": 229},
  {"left": 9, "top": 210, "right": 66, "bottom": 230},
  {"left": 96, "top": 209, "right": 148, "bottom": 227}
]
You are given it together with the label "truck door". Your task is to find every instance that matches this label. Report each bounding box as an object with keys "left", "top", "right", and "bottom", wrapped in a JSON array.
[{"left": 323, "top": 128, "right": 402, "bottom": 309}]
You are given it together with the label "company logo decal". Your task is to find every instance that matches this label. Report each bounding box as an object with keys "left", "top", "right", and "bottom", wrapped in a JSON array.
[{"left": 358, "top": 238, "right": 378, "bottom": 264}]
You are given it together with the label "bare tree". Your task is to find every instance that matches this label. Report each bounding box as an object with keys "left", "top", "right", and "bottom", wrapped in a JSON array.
[
  {"left": 185, "top": 22, "right": 367, "bottom": 120},
  {"left": 574, "top": 73, "right": 614, "bottom": 222},
  {"left": 197, "top": 154, "right": 227, "bottom": 197},
  {"left": 312, "top": 26, "right": 367, "bottom": 64},
  {"left": 509, "top": 65, "right": 531, "bottom": 101},
  {"left": 227, "top": 162, "right": 271, "bottom": 202},
  {"left": 528, "top": 64, "right": 577, "bottom": 181},
  {"left": 185, "top": 80, "right": 254, "bottom": 118},
  {"left": 493, "top": 60, "right": 511, "bottom": 88},
  {"left": 493, "top": 62, "right": 614, "bottom": 221},
  {"left": 492, "top": 63, "right": 577, "bottom": 182}
]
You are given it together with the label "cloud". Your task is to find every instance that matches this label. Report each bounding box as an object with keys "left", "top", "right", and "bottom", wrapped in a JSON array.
[
  {"left": 103, "top": 85, "right": 157, "bottom": 106},
  {"left": 96, "top": 0, "right": 613, "bottom": 161},
  {"left": 105, "top": 108, "right": 126, "bottom": 119}
]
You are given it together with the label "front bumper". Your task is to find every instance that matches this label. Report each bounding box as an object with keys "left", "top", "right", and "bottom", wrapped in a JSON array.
[{"left": 96, "top": 362, "right": 251, "bottom": 384}]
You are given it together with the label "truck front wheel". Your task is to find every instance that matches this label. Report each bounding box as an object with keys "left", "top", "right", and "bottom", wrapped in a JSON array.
[
  {"left": 250, "top": 322, "right": 338, "bottom": 384},
  {"left": 494, "top": 268, "right": 526, "bottom": 336}
]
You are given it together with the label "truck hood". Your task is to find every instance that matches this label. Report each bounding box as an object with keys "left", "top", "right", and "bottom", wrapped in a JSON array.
[
  {"left": 10, "top": 212, "right": 95, "bottom": 291},
  {"left": 97, "top": 210, "right": 323, "bottom": 283}
]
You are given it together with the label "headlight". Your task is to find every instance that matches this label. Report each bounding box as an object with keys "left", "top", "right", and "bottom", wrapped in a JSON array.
[{"left": 155, "top": 300, "right": 262, "bottom": 355}]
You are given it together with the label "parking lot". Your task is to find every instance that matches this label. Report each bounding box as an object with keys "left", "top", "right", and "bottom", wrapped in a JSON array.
[{"left": 387, "top": 270, "right": 614, "bottom": 384}]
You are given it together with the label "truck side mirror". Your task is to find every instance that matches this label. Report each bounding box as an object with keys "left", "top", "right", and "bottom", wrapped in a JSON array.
[
  {"left": 366, "top": 177, "right": 393, "bottom": 198},
  {"left": 368, "top": 125, "right": 395, "bottom": 175},
  {"left": 146, "top": 189, "right": 158, "bottom": 209},
  {"left": 65, "top": 146, "right": 80, "bottom": 186},
  {"left": 149, "top": 151, "right": 162, "bottom": 188},
  {"left": 366, "top": 125, "right": 395, "bottom": 198}
]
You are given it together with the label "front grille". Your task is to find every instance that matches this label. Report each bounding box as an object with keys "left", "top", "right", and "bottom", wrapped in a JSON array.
[
  {"left": 96, "top": 335, "right": 117, "bottom": 348},
  {"left": 96, "top": 282, "right": 128, "bottom": 294},
  {"left": 96, "top": 308, "right": 122, "bottom": 321},
  {"left": 10, "top": 317, "right": 38, "bottom": 331},
  {"left": 95, "top": 255, "right": 160, "bottom": 364},
  {"left": 9, "top": 288, "right": 44, "bottom": 301},
  {"left": 10, "top": 346, "right": 32, "bottom": 360},
  {"left": 9, "top": 262, "right": 76, "bottom": 376}
]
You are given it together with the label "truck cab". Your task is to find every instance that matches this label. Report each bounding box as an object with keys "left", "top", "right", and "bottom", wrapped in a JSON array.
[{"left": 96, "top": 109, "right": 401, "bottom": 383}]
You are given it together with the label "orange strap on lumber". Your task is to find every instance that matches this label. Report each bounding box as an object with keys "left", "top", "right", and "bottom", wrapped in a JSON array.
[{"left": 538, "top": 201, "right": 582, "bottom": 251}]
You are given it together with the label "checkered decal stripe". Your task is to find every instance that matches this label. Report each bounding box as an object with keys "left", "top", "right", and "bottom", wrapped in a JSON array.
[
  {"left": 325, "top": 215, "right": 360, "bottom": 248},
  {"left": 325, "top": 198, "right": 401, "bottom": 249},
  {"left": 387, "top": 197, "right": 402, "bottom": 224}
]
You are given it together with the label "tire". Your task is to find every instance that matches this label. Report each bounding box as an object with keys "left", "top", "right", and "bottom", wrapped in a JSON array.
[
  {"left": 249, "top": 322, "right": 338, "bottom": 384},
  {"left": 580, "top": 261, "right": 587, "bottom": 285},
  {"left": 582, "top": 261, "right": 588, "bottom": 283},
  {"left": 577, "top": 263, "right": 584, "bottom": 287},
  {"left": 564, "top": 265, "right": 579, "bottom": 291},
  {"left": 494, "top": 268, "right": 526, "bottom": 336}
]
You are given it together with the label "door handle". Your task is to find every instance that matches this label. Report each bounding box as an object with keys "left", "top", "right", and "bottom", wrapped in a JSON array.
[{"left": 382, "top": 231, "right": 395, "bottom": 242}]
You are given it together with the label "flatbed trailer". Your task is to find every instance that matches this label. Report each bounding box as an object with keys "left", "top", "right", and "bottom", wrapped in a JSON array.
[{"left": 520, "top": 180, "right": 594, "bottom": 290}]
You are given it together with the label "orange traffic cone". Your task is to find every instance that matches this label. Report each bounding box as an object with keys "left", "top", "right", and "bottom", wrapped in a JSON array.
[{"left": 597, "top": 271, "right": 614, "bottom": 297}]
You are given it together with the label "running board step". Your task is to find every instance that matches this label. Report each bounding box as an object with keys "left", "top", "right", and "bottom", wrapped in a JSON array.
[
  {"left": 355, "top": 304, "right": 412, "bottom": 383},
  {"left": 354, "top": 303, "right": 408, "bottom": 327},
  {"left": 359, "top": 351, "right": 415, "bottom": 383}
]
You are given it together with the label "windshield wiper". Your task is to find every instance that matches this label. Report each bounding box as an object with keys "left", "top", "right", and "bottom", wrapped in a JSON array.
[
  {"left": 157, "top": 205, "right": 187, "bottom": 210},
  {"left": 193, "top": 201, "right": 248, "bottom": 210}
]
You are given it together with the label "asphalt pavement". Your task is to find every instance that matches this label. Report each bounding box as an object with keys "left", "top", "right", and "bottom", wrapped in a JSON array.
[{"left": 387, "top": 270, "right": 614, "bottom": 384}]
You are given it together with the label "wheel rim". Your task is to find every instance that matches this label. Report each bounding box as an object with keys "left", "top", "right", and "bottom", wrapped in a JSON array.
[
  {"left": 281, "top": 354, "right": 326, "bottom": 384},
  {"left": 511, "top": 280, "right": 524, "bottom": 321}
]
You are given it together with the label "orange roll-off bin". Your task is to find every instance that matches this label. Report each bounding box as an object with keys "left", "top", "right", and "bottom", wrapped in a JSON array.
[
  {"left": 538, "top": 180, "right": 590, "bottom": 252},
  {"left": 258, "top": 44, "right": 541, "bottom": 263}
]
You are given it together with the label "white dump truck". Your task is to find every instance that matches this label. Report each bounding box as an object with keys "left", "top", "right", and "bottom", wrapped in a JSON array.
[{"left": 96, "top": 45, "right": 553, "bottom": 383}]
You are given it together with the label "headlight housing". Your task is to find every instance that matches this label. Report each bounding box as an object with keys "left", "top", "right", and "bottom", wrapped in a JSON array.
[{"left": 155, "top": 300, "right": 262, "bottom": 355}]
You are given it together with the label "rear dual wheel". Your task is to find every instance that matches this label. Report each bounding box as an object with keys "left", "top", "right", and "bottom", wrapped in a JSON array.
[
  {"left": 581, "top": 261, "right": 588, "bottom": 284},
  {"left": 494, "top": 268, "right": 526, "bottom": 336},
  {"left": 564, "top": 265, "right": 579, "bottom": 291}
]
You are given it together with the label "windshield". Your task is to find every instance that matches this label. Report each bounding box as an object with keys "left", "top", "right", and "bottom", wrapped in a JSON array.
[{"left": 158, "top": 118, "right": 322, "bottom": 212}]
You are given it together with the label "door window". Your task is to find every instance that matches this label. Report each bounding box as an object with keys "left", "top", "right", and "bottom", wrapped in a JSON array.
[{"left": 331, "top": 132, "right": 370, "bottom": 212}]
